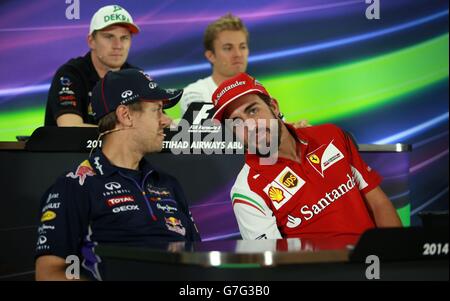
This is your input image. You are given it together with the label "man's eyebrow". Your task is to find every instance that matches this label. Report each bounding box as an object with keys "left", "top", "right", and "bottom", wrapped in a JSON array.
[
  {"left": 100, "top": 32, "right": 114, "bottom": 37},
  {"left": 230, "top": 102, "right": 258, "bottom": 121},
  {"left": 244, "top": 102, "right": 258, "bottom": 114}
]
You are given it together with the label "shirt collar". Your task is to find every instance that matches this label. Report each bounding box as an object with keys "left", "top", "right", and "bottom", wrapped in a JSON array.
[
  {"left": 84, "top": 51, "right": 100, "bottom": 84},
  {"left": 89, "top": 149, "right": 155, "bottom": 177}
]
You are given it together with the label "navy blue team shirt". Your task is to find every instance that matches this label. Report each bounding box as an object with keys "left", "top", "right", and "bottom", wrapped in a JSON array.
[{"left": 36, "top": 150, "right": 200, "bottom": 280}]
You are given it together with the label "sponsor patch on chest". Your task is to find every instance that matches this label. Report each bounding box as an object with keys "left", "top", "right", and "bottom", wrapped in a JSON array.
[
  {"left": 307, "top": 141, "right": 344, "bottom": 177},
  {"left": 106, "top": 195, "right": 135, "bottom": 207},
  {"left": 263, "top": 167, "right": 305, "bottom": 210}
]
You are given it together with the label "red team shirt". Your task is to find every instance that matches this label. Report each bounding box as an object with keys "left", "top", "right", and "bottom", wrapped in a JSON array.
[{"left": 231, "top": 123, "right": 381, "bottom": 247}]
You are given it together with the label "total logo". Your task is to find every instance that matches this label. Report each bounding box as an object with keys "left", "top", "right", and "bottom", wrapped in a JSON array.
[
  {"left": 112, "top": 204, "right": 140, "bottom": 214},
  {"left": 107, "top": 195, "right": 135, "bottom": 207}
]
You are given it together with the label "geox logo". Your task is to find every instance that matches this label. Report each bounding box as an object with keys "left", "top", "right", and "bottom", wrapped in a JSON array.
[{"left": 214, "top": 80, "right": 246, "bottom": 104}]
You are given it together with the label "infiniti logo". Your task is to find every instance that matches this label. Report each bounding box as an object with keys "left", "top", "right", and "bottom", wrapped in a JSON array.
[
  {"left": 105, "top": 182, "right": 121, "bottom": 190},
  {"left": 121, "top": 90, "right": 133, "bottom": 98},
  {"left": 38, "top": 235, "right": 47, "bottom": 245}
]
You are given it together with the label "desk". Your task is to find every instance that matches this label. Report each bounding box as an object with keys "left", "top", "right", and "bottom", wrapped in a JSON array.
[{"left": 95, "top": 230, "right": 448, "bottom": 281}]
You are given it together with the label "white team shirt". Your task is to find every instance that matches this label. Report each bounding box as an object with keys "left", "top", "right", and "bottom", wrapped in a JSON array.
[{"left": 180, "top": 76, "right": 217, "bottom": 115}]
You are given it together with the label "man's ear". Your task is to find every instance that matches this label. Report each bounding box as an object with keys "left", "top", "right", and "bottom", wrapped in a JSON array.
[
  {"left": 115, "top": 105, "right": 133, "bottom": 127},
  {"left": 87, "top": 34, "right": 95, "bottom": 51},
  {"left": 205, "top": 50, "right": 215, "bottom": 65},
  {"left": 270, "top": 98, "right": 281, "bottom": 117}
]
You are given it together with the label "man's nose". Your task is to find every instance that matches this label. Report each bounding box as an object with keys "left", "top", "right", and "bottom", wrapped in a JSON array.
[
  {"left": 160, "top": 113, "right": 172, "bottom": 128},
  {"left": 232, "top": 47, "right": 243, "bottom": 57},
  {"left": 112, "top": 38, "right": 123, "bottom": 49}
]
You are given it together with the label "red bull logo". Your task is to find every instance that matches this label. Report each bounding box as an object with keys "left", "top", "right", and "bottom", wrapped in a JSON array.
[
  {"left": 66, "top": 160, "right": 96, "bottom": 186},
  {"left": 165, "top": 217, "right": 186, "bottom": 236},
  {"left": 165, "top": 216, "right": 181, "bottom": 227}
]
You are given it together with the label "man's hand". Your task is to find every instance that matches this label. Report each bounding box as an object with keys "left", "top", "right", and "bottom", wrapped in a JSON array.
[
  {"left": 56, "top": 113, "right": 97, "bottom": 127},
  {"left": 35, "top": 255, "right": 87, "bottom": 281}
]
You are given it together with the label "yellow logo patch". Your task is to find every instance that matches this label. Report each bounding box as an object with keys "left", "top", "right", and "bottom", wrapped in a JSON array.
[
  {"left": 41, "top": 211, "right": 56, "bottom": 222},
  {"left": 268, "top": 186, "right": 285, "bottom": 203},
  {"left": 309, "top": 154, "right": 320, "bottom": 164}
]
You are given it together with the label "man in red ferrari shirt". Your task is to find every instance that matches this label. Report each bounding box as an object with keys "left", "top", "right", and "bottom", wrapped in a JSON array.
[{"left": 211, "top": 72, "right": 402, "bottom": 245}]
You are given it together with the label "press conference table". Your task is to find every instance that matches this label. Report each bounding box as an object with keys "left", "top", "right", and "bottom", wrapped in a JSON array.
[{"left": 96, "top": 229, "right": 449, "bottom": 281}]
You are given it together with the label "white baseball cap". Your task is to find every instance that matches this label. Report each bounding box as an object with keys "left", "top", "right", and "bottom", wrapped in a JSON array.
[{"left": 89, "top": 5, "right": 140, "bottom": 35}]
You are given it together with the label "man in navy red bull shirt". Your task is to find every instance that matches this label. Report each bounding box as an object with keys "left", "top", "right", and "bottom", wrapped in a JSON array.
[
  {"left": 211, "top": 73, "right": 402, "bottom": 246},
  {"left": 35, "top": 69, "right": 200, "bottom": 280}
]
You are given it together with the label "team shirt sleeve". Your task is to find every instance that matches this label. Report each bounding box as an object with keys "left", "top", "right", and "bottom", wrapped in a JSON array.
[
  {"left": 169, "top": 175, "right": 202, "bottom": 241},
  {"left": 231, "top": 186, "right": 282, "bottom": 240},
  {"left": 46, "top": 68, "right": 86, "bottom": 122},
  {"left": 338, "top": 126, "right": 383, "bottom": 195},
  {"left": 35, "top": 176, "right": 89, "bottom": 260},
  {"left": 180, "top": 85, "right": 208, "bottom": 115}
]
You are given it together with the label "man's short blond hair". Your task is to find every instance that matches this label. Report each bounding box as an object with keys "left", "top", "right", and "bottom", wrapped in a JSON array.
[{"left": 203, "top": 13, "right": 249, "bottom": 52}]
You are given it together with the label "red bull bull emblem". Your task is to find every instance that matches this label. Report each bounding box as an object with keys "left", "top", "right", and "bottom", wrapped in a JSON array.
[
  {"left": 66, "top": 160, "right": 96, "bottom": 186},
  {"left": 165, "top": 217, "right": 186, "bottom": 236}
]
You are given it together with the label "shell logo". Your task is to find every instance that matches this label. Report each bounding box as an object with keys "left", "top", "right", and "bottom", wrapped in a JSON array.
[{"left": 268, "top": 186, "right": 285, "bottom": 203}]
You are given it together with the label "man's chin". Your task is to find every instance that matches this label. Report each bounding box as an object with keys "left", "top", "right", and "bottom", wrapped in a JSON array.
[
  {"left": 245, "top": 143, "right": 278, "bottom": 157},
  {"left": 148, "top": 142, "right": 164, "bottom": 154},
  {"left": 105, "top": 60, "right": 125, "bottom": 69}
]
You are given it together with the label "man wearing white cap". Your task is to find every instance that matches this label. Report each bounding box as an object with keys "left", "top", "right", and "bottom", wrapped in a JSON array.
[{"left": 44, "top": 5, "right": 140, "bottom": 127}]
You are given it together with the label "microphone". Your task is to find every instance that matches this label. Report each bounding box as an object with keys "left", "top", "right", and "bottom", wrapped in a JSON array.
[
  {"left": 98, "top": 127, "right": 126, "bottom": 138},
  {"left": 89, "top": 127, "right": 132, "bottom": 157}
]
